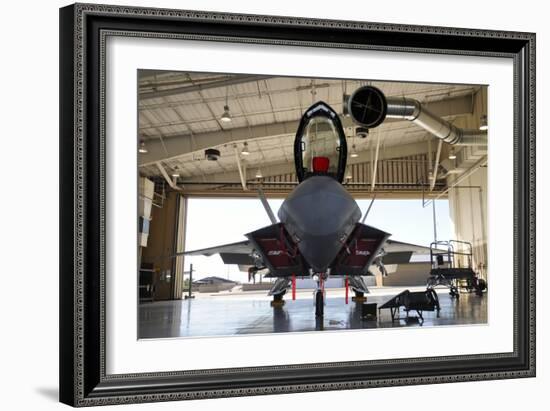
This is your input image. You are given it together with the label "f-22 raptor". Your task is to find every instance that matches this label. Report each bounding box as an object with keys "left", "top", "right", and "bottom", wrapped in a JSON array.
[{"left": 182, "top": 101, "right": 431, "bottom": 317}]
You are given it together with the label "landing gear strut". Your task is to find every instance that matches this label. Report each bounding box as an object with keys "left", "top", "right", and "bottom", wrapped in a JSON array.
[
  {"left": 314, "top": 274, "right": 326, "bottom": 317},
  {"left": 348, "top": 276, "right": 369, "bottom": 303},
  {"left": 268, "top": 278, "right": 290, "bottom": 307},
  {"left": 315, "top": 290, "right": 324, "bottom": 317}
]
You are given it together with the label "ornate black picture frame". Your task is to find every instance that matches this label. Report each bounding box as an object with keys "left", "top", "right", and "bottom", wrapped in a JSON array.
[{"left": 59, "top": 3, "right": 535, "bottom": 407}]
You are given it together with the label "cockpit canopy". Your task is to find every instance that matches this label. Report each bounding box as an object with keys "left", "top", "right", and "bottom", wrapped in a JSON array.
[{"left": 294, "top": 101, "right": 348, "bottom": 183}]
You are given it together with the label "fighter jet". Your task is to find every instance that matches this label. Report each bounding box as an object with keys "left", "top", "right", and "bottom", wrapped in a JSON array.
[{"left": 181, "top": 101, "right": 431, "bottom": 317}]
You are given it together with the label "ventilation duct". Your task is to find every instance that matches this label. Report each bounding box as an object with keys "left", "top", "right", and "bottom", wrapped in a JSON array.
[
  {"left": 385, "top": 96, "right": 487, "bottom": 146},
  {"left": 347, "top": 86, "right": 487, "bottom": 146}
]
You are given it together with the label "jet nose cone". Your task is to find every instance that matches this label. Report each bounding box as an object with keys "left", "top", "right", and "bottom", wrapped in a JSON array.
[
  {"left": 298, "top": 232, "right": 344, "bottom": 272},
  {"left": 278, "top": 176, "right": 361, "bottom": 272}
]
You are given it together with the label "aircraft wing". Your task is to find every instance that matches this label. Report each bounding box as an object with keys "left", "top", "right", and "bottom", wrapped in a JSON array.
[
  {"left": 379, "top": 239, "right": 433, "bottom": 264},
  {"left": 180, "top": 240, "right": 256, "bottom": 265},
  {"left": 178, "top": 234, "right": 434, "bottom": 269},
  {"left": 383, "top": 239, "right": 432, "bottom": 254}
]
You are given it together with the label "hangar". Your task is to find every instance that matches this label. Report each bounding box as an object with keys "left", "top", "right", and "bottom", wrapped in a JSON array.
[{"left": 137, "top": 71, "right": 488, "bottom": 338}]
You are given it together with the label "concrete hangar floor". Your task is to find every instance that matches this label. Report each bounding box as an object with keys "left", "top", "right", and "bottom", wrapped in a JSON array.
[{"left": 138, "top": 287, "right": 487, "bottom": 339}]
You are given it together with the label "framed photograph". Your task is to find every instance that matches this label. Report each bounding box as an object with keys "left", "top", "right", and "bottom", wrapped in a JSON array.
[{"left": 59, "top": 2, "right": 535, "bottom": 407}]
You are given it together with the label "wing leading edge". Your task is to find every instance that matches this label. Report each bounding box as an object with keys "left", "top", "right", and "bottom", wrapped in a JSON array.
[
  {"left": 180, "top": 240, "right": 254, "bottom": 257},
  {"left": 179, "top": 240, "right": 256, "bottom": 266}
]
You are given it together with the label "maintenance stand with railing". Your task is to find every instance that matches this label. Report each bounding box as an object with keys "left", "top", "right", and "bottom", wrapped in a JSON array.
[{"left": 427, "top": 240, "right": 487, "bottom": 298}]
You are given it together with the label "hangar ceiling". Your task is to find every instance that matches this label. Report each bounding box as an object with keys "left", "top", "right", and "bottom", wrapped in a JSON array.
[{"left": 137, "top": 71, "right": 486, "bottom": 198}]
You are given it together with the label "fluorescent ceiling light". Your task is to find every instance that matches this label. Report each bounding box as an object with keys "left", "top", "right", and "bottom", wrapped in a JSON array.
[{"left": 220, "top": 105, "right": 232, "bottom": 122}]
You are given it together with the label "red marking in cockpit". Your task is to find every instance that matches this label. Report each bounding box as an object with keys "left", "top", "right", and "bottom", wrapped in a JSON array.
[{"left": 312, "top": 156, "right": 330, "bottom": 172}]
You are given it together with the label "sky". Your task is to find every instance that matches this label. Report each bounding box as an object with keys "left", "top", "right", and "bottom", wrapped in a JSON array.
[{"left": 184, "top": 197, "right": 451, "bottom": 282}]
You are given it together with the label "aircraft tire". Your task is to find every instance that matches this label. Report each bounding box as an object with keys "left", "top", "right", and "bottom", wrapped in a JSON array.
[{"left": 315, "top": 290, "right": 324, "bottom": 317}]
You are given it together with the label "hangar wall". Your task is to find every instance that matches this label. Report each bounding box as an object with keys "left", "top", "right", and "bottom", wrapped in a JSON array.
[
  {"left": 446, "top": 87, "right": 488, "bottom": 279},
  {"left": 141, "top": 191, "right": 186, "bottom": 300},
  {"left": 447, "top": 167, "right": 488, "bottom": 278}
]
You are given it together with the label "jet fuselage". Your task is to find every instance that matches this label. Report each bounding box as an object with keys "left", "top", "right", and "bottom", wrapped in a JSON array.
[{"left": 277, "top": 175, "right": 361, "bottom": 272}]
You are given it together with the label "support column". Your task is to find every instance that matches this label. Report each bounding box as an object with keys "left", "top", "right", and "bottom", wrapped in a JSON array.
[{"left": 173, "top": 195, "right": 188, "bottom": 300}]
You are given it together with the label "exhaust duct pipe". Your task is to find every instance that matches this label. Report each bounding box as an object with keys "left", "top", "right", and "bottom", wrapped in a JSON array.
[
  {"left": 347, "top": 86, "right": 487, "bottom": 146},
  {"left": 385, "top": 96, "right": 487, "bottom": 146}
]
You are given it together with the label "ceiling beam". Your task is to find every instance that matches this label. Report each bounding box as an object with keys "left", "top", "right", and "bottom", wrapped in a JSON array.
[
  {"left": 179, "top": 188, "right": 441, "bottom": 200},
  {"left": 180, "top": 140, "right": 432, "bottom": 184},
  {"left": 139, "top": 94, "right": 473, "bottom": 166},
  {"left": 139, "top": 120, "right": 299, "bottom": 166},
  {"left": 184, "top": 161, "right": 294, "bottom": 184},
  {"left": 139, "top": 75, "right": 271, "bottom": 101},
  {"left": 138, "top": 70, "right": 177, "bottom": 81}
]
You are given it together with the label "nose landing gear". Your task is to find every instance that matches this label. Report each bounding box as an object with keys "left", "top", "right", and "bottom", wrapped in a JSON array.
[
  {"left": 314, "top": 273, "right": 327, "bottom": 317},
  {"left": 315, "top": 289, "right": 324, "bottom": 317}
]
